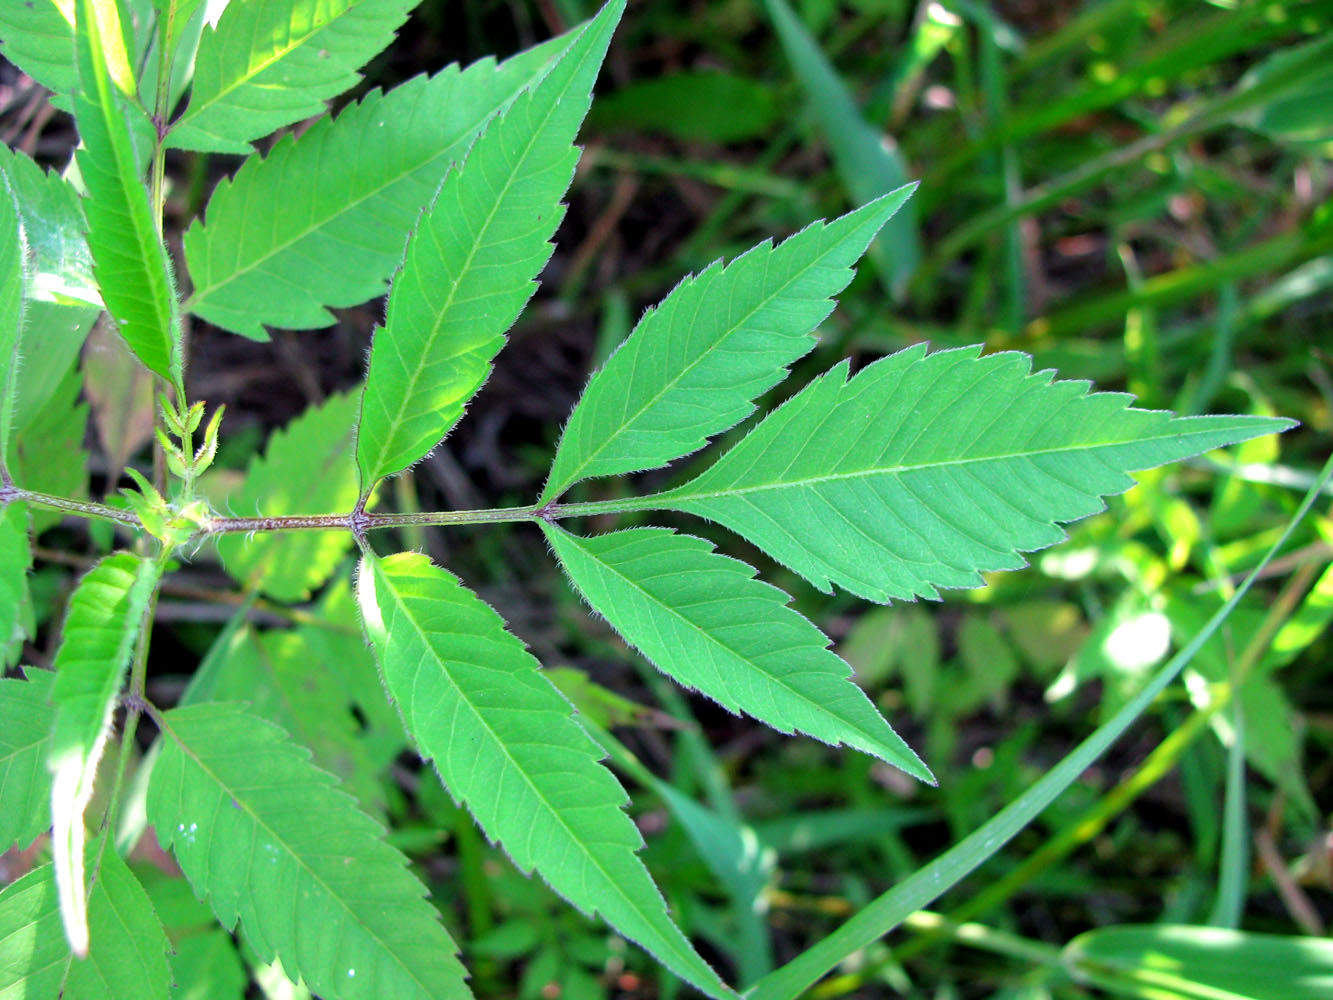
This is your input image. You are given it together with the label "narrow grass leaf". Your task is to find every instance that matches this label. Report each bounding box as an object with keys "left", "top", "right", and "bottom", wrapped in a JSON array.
[
  {"left": 74, "top": 0, "right": 182, "bottom": 387},
  {"left": 1065, "top": 925, "right": 1333, "bottom": 1000},
  {"left": 357, "top": 551, "right": 731, "bottom": 999},
  {"left": 546, "top": 525, "right": 932, "bottom": 782},
  {"left": 744, "top": 459, "right": 1330, "bottom": 1000},
  {"left": 183, "top": 33, "right": 571, "bottom": 339},
  {"left": 761, "top": 0, "right": 919, "bottom": 298},
  {"left": 355, "top": 0, "right": 625, "bottom": 493},
  {"left": 541, "top": 190, "right": 913, "bottom": 503},
  {"left": 0, "top": 851, "right": 171, "bottom": 1000},
  {"left": 217, "top": 391, "right": 363, "bottom": 602},
  {"left": 655, "top": 344, "right": 1295, "bottom": 603},
  {"left": 0, "top": 668, "right": 54, "bottom": 849},
  {"left": 166, "top": 0, "right": 416, "bottom": 153},
  {"left": 148, "top": 702, "right": 469, "bottom": 1000},
  {"left": 48, "top": 550, "right": 161, "bottom": 956}
]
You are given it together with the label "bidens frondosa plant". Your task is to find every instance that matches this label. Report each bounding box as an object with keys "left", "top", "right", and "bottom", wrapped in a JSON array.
[{"left": 0, "top": 1, "right": 1295, "bottom": 998}]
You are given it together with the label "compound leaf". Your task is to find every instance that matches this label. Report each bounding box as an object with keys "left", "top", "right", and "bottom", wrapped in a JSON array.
[
  {"left": 48, "top": 550, "right": 161, "bottom": 955},
  {"left": 0, "top": 667, "right": 54, "bottom": 849},
  {"left": 183, "top": 33, "right": 571, "bottom": 339},
  {"left": 0, "top": 851, "right": 171, "bottom": 1000},
  {"left": 355, "top": 0, "right": 624, "bottom": 494},
  {"left": 167, "top": 0, "right": 416, "bottom": 153},
  {"left": 148, "top": 702, "right": 469, "bottom": 1000},
  {"left": 74, "top": 0, "right": 182, "bottom": 388},
  {"left": 216, "top": 391, "right": 364, "bottom": 602},
  {"left": 541, "top": 189, "right": 914, "bottom": 503},
  {"left": 357, "top": 550, "right": 730, "bottom": 1000},
  {"left": 545, "top": 525, "right": 932, "bottom": 782},
  {"left": 653, "top": 344, "right": 1295, "bottom": 603}
]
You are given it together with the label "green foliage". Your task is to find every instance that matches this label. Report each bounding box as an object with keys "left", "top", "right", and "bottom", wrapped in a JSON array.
[
  {"left": 356, "top": 0, "right": 622, "bottom": 493},
  {"left": 0, "top": 2, "right": 1324, "bottom": 999},
  {"left": 166, "top": 0, "right": 417, "bottom": 154},
  {"left": 358, "top": 550, "right": 730, "bottom": 998},
  {"left": 149, "top": 702, "right": 468, "bottom": 1000},
  {"left": 655, "top": 345, "right": 1290, "bottom": 602}
]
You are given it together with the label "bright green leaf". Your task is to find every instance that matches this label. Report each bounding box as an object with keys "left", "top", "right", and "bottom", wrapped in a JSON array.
[
  {"left": 167, "top": 0, "right": 417, "bottom": 153},
  {"left": 1065, "top": 924, "right": 1333, "bottom": 1000},
  {"left": 148, "top": 702, "right": 469, "bottom": 1000},
  {"left": 650, "top": 344, "right": 1295, "bottom": 603},
  {"left": 0, "top": 851, "right": 172, "bottom": 1000},
  {"left": 0, "top": 505, "right": 34, "bottom": 668},
  {"left": 357, "top": 550, "right": 730, "bottom": 999},
  {"left": 216, "top": 391, "right": 363, "bottom": 602},
  {"left": 74, "top": 0, "right": 183, "bottom": 387},
  {"left": 0, "top": 145, "right": 98, "bottom": 308},
  {"left": 0, "top": 0, "right": 77, "bottom": 100},
  {"left": 13, "top": 358, "right": 91, "bottom": 536},
  {"left": 355, "top": 0, "right": 624, "bottom": 493},
  {"left": 0, "top": 667, "right": 54, "bottom": 848},
  {"left": 542, "top": 190, "right": 912, "bottom": 502},
  {"left": 761, "top": 0, "right": 919, "bottom": 298},
  {"left": 0, "top": 168, "right": 26, "bottom": 474},
  {"left": 48, "top": 550, "right": 161, "bottom": 956},
  {"left": 545, "top": 525, "right": 932, "bottom": 782},
  {"left": 183, "top": 32, "right": 571, "bottom": 339}
]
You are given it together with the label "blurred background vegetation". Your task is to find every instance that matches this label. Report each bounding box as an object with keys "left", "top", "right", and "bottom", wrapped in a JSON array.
[{"left": 4, "top": 0, "right": 1332, "bottom": 997}]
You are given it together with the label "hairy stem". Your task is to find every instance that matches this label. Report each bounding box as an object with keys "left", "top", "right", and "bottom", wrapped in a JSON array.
[{"left": 1, "top": 485, "right": 139, "bottom": 527}]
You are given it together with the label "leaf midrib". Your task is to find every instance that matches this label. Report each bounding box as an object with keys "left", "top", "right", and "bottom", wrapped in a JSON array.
[
  {"left": 662, "top": 421, "right": 1240, "bottom": 506},
  {"left": 361, "top": 43, "right": 586, "bottom": 486},
  {"left": 564, "top": 531, "right": 906, "bottom": 763},
  {"left": 377, "top": 562, "right": 709, "bottom": 982}
]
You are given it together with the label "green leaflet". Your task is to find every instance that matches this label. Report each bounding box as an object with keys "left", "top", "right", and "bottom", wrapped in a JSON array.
[
  {"left": 650, "top": 344, "right": 1294, "bottom": 603},
  {"left": 355, "top": 0, "right": 624, "bottom": 493},
  {"left": 148, "top": 702, "right": 469, "bottom": 1000},
  {"left": 0, "top": 167, "right": 25, "bottom": 474},
  {"left": 13, "top": 358, "right": 91, "bottom": 537},
  {"left": 0, "top": 852, "right": 171, "bottom": 1000},
  {"left": 0, "top": 144, "right": 98, "bottom": 308},
  {"left": 217, "top": 391, "right": 364, "bottom": 602},
  {"left": 0, "top": 668, "right": 54, "bottom": 849},
  {"left": 0, "top": 505, "right": 34, "bottom": 668},
  {"left": 0, "top": 0, "right": 78, "bottom": 100},
  {"left": 183, "top": 33, "right": 571, "bottom": 340},
  {"left": 761, "top": 0, "right": 919, "bottom": 298},
  {"left": 541, "top": 189, "right": 914, "bottom": 503},
  {"left": 544, "top": 525, "right": 933, "bottom": 783},
  {"left": 357, "top": 551, "right": 731, "bottom": 1000},
  {"left": 166, "top": 0, "right": 416, "bottom": 153},
  {"left": 204, "top": 624, "right": 386, "bottom": 812},
  {"left": 48, "top": 550, "right": 161, "bottom": 956},
  {"left": 74, "top": 0, "right": 183, "bottom": 388}
]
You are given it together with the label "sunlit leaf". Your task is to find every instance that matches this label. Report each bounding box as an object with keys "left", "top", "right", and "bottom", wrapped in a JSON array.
[
  {"left": 651, "top": 344, "right": 1294, "bottom": 602},
  {"left": 149, "top": 702, "right": 469, "bottom": 1000},
  {"left": 357, "top": 550, "right": 730, "bottom": 999},
  {"left": 355, "top": 0, "right": 624, "bottom": 492}
]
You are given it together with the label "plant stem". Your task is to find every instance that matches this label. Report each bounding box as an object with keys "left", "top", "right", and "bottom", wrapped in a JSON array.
[{"left": 1, "top": 485, "right": 139, "bottom": 528}]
